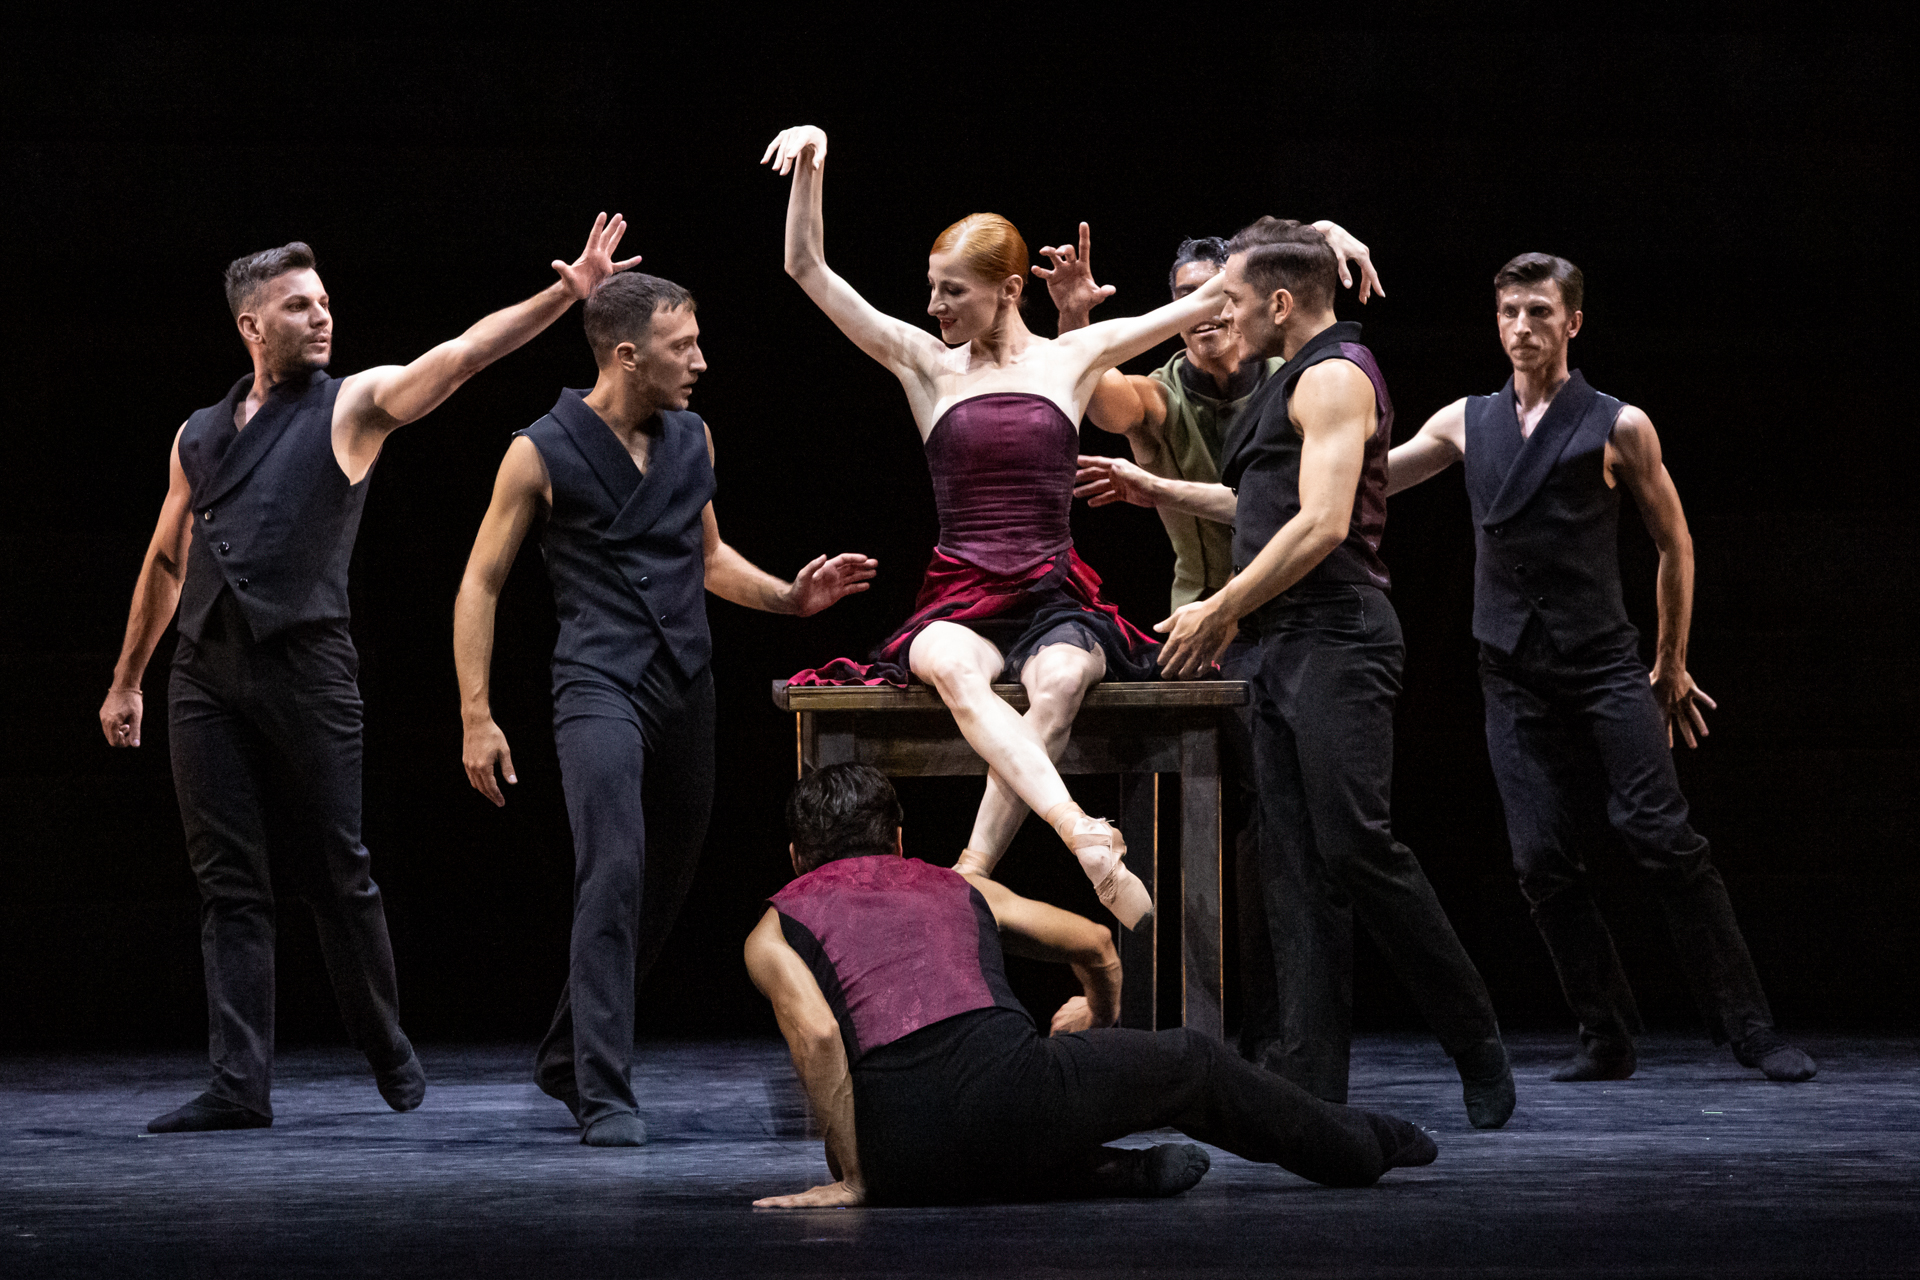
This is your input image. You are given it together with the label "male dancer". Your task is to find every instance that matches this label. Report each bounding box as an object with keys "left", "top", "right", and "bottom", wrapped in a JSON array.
[
  {"left": 1387, "top": 253, "right": 1815, "bottom": 1083},
  {"left": 1098, "top": 219, "right": 1515, "bottom": 1128},
  {"left": 748, "top": 763, "right": 1438, "bottom": 1208},
  {"left": 455, "top": 271, "right": 876, "bottom": 1146},
  {"left": 99, "top": 215, "right": 641, "bottom": 1133},
  {"left": 1047, "top": 222, "right": 1379, "bottom": 1061}
]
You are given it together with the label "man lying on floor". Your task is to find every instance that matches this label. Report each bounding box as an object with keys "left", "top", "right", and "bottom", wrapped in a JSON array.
[{"left": 745, "top": 763, "right": 1438, "bottom": 1207}]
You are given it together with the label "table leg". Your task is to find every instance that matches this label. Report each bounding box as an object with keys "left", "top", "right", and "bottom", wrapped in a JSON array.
[
  {"left": 1115, "top": 771, "right": 1157, "bottom": 1031},
  {"left": 1179, "top": 726, "right": 1223, "bottom": 1038}
]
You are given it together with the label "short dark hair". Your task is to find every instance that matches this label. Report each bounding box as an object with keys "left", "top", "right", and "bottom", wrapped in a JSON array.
[
  {"left": 1168, "top": 236, "right": 1229, "bottom": 296},
  {"left": 582, "top": 272, "right": 696, "bottom": 364},
  {"left": 224, "top": 242, "right": 317, "bottom": 319},
  {"left": 785, "top": 763, "right": 903, "bottom": 875},
  {"left": 1225, "top": 217, "right": 1337, "bottom": 313},
  {"left": 1493, "top": 252, "right": 1584, "bottom": 314}
]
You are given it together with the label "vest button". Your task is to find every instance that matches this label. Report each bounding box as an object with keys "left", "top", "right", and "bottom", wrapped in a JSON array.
[
  {"left": 237, "top": 578, "right": 250, "bottom": 590},
  {"left": 1514, "top": 564, "right": 1527, "bottom": 576},
  {"left": 639, "top": 576, "right": 651, "bottom": 589},
  {"left": 203, "top": 509, "right": 214, "bottom": 522},
  {"left": 218, "top": 542, "right": 231, "bottom": 554},
  {"left": 658, "top": 613, "right": 669, "bottom": 623}
]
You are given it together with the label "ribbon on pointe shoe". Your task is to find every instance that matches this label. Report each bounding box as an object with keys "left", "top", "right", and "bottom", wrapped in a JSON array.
[
  {"left": 1043, "top": 802, "right": 1154, "bottom": 930},
  {"left": 953, "top": 847, "right": 1000, "bottom": 878}
]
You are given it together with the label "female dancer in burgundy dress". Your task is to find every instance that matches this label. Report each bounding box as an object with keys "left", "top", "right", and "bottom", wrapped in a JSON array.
[{"left": 763, "top": 125, "right": 1227, "bottom": 928}]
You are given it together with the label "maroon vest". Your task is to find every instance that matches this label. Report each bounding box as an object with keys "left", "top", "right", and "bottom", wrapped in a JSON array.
[{"left": 770, "top": 856, "right": 1027, "bottom": 1063}]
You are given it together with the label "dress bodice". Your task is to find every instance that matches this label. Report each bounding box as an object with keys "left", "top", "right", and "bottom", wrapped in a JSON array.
[{"left": 923, "top": 392, "right": 1076, "bottom": 576}]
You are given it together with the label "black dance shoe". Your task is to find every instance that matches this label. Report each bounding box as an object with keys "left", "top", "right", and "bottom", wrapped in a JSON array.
[
  {"left": 1366, "top": 1114, "right": 1439, "bottom": 1171},
  {"left": 1088, "top": 1143, "right": 1212, "bottom": 1198},
  {"left": 581, "top": 1112, "right": 648, "bottom": 1147},
  {"left": 375, "top": 1049, "right": 427, "bottom": 1112},
  {"left": 1732, "top": 1029, "right": 1818, "bottom": 1082},
  {"left": 1455, "top": 1038, "right": 1517, "bottom": 1130},
  {"left": 146, "top": 1092, "right": 272, "bottom": 1134},
  {"left": 1549, "top": 1041, "right": 1637, "bottom": 1082}
]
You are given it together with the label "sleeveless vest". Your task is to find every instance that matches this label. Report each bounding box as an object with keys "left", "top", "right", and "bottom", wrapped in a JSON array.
[
  {"left": 1219, "top": 321, "right": 1392, "bottom": 591},
  {"left": 1463, "top": 371, "right": 1631, "bottom": 653},
  {"left": 520, "top": 389, "right": 715, "bottom": 689},
  {"left": 770, "top": 856, "right": 1026, "bottom": 1064},
  {"left": 176, "top": 370, "right": 363, "bottom": 644},
  {"left": 1147, "top": 353, "right": 1281, "bottom": 610}
]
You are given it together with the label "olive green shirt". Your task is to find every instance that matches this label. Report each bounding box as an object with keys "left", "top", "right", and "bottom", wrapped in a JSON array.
[{"left": 1146, "top": 352, "right": 1283, "bottom": 610}]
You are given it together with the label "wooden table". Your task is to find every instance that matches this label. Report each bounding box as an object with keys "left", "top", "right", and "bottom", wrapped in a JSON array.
[{"left": 771, "top": 679, "right": 1250, "bottom": 1035}]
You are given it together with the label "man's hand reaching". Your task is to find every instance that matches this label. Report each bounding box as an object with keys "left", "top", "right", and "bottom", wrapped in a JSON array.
[
  {"left": 1311, "top": 221, "right": 1385, "bottom": 304},
  {"left": 1034, "top": 222, "right": 1115, "bottom": 332},
  {"left": 1651, "top": 664, "right": 1716, "bottom": 749},
  {"left": 1155, "top": 597, "right": 1239, "bottom": 680},
  {"left": 1074, "top": 454, "right": 1159, "bottom": 508},
  {"left": 782, "top": 553, "right": 879, "bottom": 617},
  {"left": 552, "top": 212, "right": 643, "bottom": 301}
]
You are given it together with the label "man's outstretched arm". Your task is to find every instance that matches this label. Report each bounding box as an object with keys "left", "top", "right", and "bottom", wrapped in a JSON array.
[
  {"left": 99, "top": 426, "right": 194, "bottom": 748},
  {"left": 1387, "top": 399, "right": 1468, "bottom": 496},
  {"left": 745, "top": 909, "right": 865, "bottom": 1208},
  {"left": 331, "top": 213, "right": 643, "bottom": 478},
  {"left": 1074, "top": 454, "right": 1238, "bottom": 524},
  {"left": 453, "top": 437, "right": 548, "bottom": 806},
  {"left": 1609, "top": 405, "right": 1716, "bottom": 748},
  {"left": 963, "top": 874, "right": 1121, "bottom": 1034},
  {"left": 700, "top": 428, "right": 878, "bottom": 614}
]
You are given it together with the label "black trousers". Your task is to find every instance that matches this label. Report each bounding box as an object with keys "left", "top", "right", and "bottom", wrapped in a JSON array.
[
  {"left": 1246, "top": 584, "right": 1501, "bottom": 1101},
  {"left": 1480, "top": 622, "right": 1774, "bottom": 1050},
  {"left": 535, "top": 662, "right": 715, "bottom": 1127},
  {"left": 1215, "top": 640, "right": 1278, "bottom": 1060},
  {"left": 853, "top": 1007, "right": 1409, "bottom": 1205},
  {"left": 167, "top": 589, "right": 410, "bottom": 1117}
]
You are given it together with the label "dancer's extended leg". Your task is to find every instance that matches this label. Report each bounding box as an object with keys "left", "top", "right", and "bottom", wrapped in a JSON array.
[
  {"left": 912, "top": 624, "right": 1150, "bottom": 926},
  {"left": 957, "top": 642, "right": 1106, "bottom": 876}
]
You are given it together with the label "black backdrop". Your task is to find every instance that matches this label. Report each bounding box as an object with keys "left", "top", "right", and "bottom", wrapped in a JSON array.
[{"left": 2, "top": 28, "right": 1912, "bottom": 1052}]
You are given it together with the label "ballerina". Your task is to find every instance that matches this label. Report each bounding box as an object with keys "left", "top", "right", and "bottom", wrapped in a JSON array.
[{"left": 764, "top": 125, "right": 1229, "bottom": 928}]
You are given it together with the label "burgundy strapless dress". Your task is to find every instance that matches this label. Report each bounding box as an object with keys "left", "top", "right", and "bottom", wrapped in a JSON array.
[{"left": 790, "top": 393, "right": 1159, "bottom": 687}]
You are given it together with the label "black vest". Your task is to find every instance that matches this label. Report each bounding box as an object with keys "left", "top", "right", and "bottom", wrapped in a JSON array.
[
  {"left": 1463, "top": 371, "right": 1631, "bottom": 653},
  {"left": 521, "top": 390, "right": 716, "bottom": 689},
  {"left": 1219, "top": 321, "right": 1392, "bottom": 591},
  {"left": 176, "top": 370, "right": 364, "bottom": 643}
]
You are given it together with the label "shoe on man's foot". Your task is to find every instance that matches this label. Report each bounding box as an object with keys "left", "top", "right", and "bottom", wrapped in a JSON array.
[
  {"left": 1088, "top": 1143, "right": 1211, "bottom": 1198},
  {"left": 375, "top": 1050, "right": 426, "bottom": 1113},
  {"left": 146, "top": 1092, "right": 272, "bottom": 1134},
  {"left": 1732, "top": 1029, "right": 1817, "bottom": 1082},
  {"left": 1455, "top": 1039, "right": 1517, "bottom": 1130},
  {"left": 1365, "top": 1113, "right": 1439, "bottom": 1171},
  {"left": 581, "top": 1112, "right": 648, "bottom": 1147},
  {"left": 1550, "top": 1041, "right": 1637, "bottom": 1082}
]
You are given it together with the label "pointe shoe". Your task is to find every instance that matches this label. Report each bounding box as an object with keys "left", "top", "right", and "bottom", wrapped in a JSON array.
[
  {"left": 1046, "top": 803, "right": 1153, "bottom": 930},
  {"left": 953, "top": 847, "right": 1000, "bottom": 878}
]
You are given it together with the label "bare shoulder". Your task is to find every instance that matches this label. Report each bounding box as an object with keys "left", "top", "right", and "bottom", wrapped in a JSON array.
[
  {"left": 703, "top": 421, "right": 716, "bottom": 465},
  {"left": 1292, "top": 357, "right": 1379, "bottom": 428},
  {"left": 1608, "top": 403, "right": 1661, "bottom": 460},
  {"left": 498, "top": 433, "right": 553, "bottom": 497}
]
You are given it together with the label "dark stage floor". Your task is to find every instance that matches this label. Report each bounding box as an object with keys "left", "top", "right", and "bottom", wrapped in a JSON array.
[{"left": 3, "top": 1033, "right": 1914, "bottom": 1278}]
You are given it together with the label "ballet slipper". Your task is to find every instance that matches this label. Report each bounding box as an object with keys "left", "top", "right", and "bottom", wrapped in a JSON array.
[
  {"left": 1044, "top": 802, "right": 1154, "bottom": 931},
  {"left": 953, "top": 847, "right": 1001, "bottom": 878}
]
